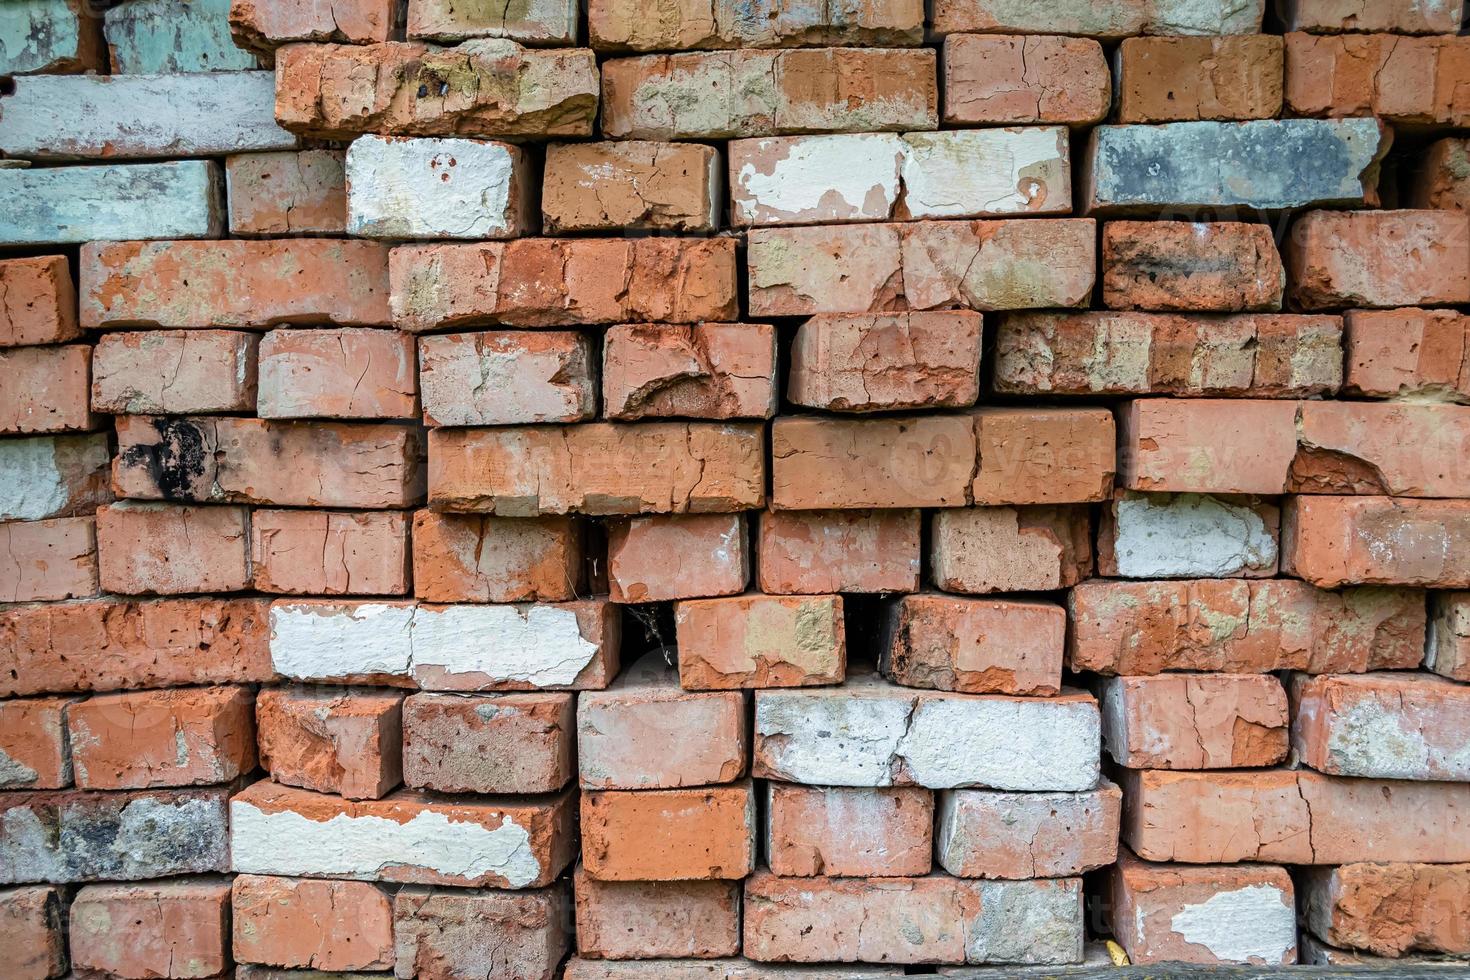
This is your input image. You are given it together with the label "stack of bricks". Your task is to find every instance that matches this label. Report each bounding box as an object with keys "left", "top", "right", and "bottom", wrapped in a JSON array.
[{"left": 3, "top": 0, "right": 1470, "bottom": 975}]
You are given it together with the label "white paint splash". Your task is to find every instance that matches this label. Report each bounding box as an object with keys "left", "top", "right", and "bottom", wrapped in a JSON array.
[{"left": 1169, "top": 884, "right": 1295, "bottom": 964}]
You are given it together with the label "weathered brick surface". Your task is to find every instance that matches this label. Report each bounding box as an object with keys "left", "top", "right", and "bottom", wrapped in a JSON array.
[
  {"left": 1303, "top": 863, "right": 1470, "bottom": 958},
  {"left": 588, "top": 0, "right": 923, "bottom": 49},
  {"left": 92, "top": 330, "right": 259, "bottom": 415},
  {"left": 0, "top": 884, "right": 67, "bottom": 979},
  {"left": 542, "top": 141, "right": 720, "bottom": 233},
  {"left": 1102, "top": 220, "right": 1284, "bottom": 312},
  {"left": 1285, "top": 32, "right": 1470, "bottom": 127},
  {"left": 67, "top": 685, "right": 256, "bottom": 789},
  {"left": 1430, "top": 592, "right": 1470, "bottom": 683},
  {"left": 766, "top": 784, "right": 933, "bottom": 878},
  {"left": 412, "top": 511, "right": 584, "bottom": 602},
  {"left": 581, "top": 782, "right": 755, "bottom": 881},
  {"left": 257, "top": 327, "right": 417, "bottom": 419},
  {"left": 1288, "top": 209, "right": 1470, "bottom": 310},
  {"left": 255, "top": 687, "right": 403, "bottom": 800},
  {"left": 603, "top": 323, "right": 777, "bottom": 420},
  {"left": 95, "top": 501, "right": 250, "bottom": 596},
  {"left": 0, "top": 516, "right": 98, "bottom": 604},
  {"left": 1414, "top": 137, "right": 1470, "bottom": 211},
  {"left": 601, "top": 48, "right": 937, "bottom": 139},
  {"left": 0, "top": 433, "right": 111, "bottom": 523},
  {"left": 607, "top": 513, "right": 749, "bottom": 602},
  {"left": 390, "top": 238, "right": 739, "bottom": 331},
  {"left": 229, "top": 0, "right": 392, "bottom": 51},
  {"left": 788, "top": 312, "right": 981, "bottom": 412},
  {"left": 0, "top": 696, "right": 76, "bottom": 790},
  {"left": 1117, "top": 35, "right": 1283, "bottom": 122},
  {"left": 226, "top": 149, "right": 347, "bottom": 236},
  {"left": 394, "top": 882, "right": 571, "bottom": 980},
  {"left": 403, "top": 690, "right": 574, "bottom": 794},
  {"left": 0, "top": 256, "right": 78, "bottom": 348},
  {"left": 930, "top": 0, "right": 1265, "bottom": 37},
  {"left": 882, "top": 595, "right": 1065, "bottom": 696},
  {"left": 0, "top": 160, "right": 224, "bottom": 246},
  {"left": 931, "top": 506, "right": 1091, "bottom": 594},
  {"left": 575, "top": 866, "right": 741, "bottom": 959},
  {"left": 942, "top": 34, "right": 1108, "bottom": 125},
  {"left": 275, "top": 40, "right": 599, "bottom": 139},
  {"left": 1291, "top": 671, "right": 1470, "bottom": 781},
  {"left": 675, "top": 593, "right": 845, "bottom": 689},
  {"left": 0, "top": 345, "right": 93, "bottom": 435},
  {"left": 419, "top": 330, "right": 595, "bottom": 426},
  {"left": 0, "top": 0, "right": 104, "bottom": 74},
  {"left": 758, "top": 509, "right": 921, "bottom": 595},
  {"left": 1284, "top": 0, "right": 1464, "bottom": 33},
  {"left": 1284, "top": 495, "right": 1470, "bottom": 588},
  {"left": 937, "top": 781, "right": 1120, "bottom": 879},
  {"left": 1100, "top": 673, "right": 1289, "bottom": 769},
  {"left": 1097, "top": 491, "right": 1280, "bottom": 579},
  {"left": 105, "top": 0, "right": 258, "bottom": 73},
  {"left": 251, "top": 508, "right": 411, "bottom": 596},
  {"left": 69, "top": 878, "right": 232, "bottom": 979},
  {"left": 1344, "top": 308, "right": 1470, "bottom": 400},
  {"left": 232, "top": 874, "right": 394, "bottom": 972},
  {"left": 409, "top": 0, "right": 578, "bottom": 44}
]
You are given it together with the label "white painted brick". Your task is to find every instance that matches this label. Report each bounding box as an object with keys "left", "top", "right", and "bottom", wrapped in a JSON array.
[
  {"left": 0, "top": 161, "right": 222, "bottom": 246},
  {"left": 1101, "top": 492, "right": 1279, "bottom": 578},
  {"left": 346, "top": 136, "right": 534, "bottom": 240},
  {"left": 0, "top": 72, "right": 296, "bottom": 159}
]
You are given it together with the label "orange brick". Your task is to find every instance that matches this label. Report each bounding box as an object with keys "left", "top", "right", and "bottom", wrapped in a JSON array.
[
  {"left": 931, "top": 506, "right": 1091, "bottom": 594},
  {"left": 95, "top": 501, "right": 249, "bottom": 595},
  {"left": 394, "top": 883, "right": 570, "bottom": 980},
  {"left": 0, "top": 257, "right": 78, "bottom": 348},
  {"left": 601, "top": 48, "right": 936, "bottom": 140},
  {"left": 577, "top": 653, "right": 747, "bottom": 791},
  {"left": 114, "top": 416, "right": 424, "bottom": 509},
  {"left": 1284, "top": 495, "right": 1470, "bottom": 588},
  {"left": 1304, "top": 862, "right": 1470, "bottom": 958},
  {"left": 971, "top": 407, "right": 1116, "bottom": 505},
  {"left": 603, "top": 322, "right": 777, "bottom": 420},
  {"left": 428, "top": 423, "right": 764, "bottom": 516},
  {"left": 417, "top": 330, "right": 595, "bottom": 426},
  {"left": 225, "top": 149, "right": 347, "bottom": 236},
  {"left": 0, "top": 596, "right": 273, "bottom": 698},
  {"left": 580, "top": 782, "right": 755, "bottom": 881},
  {"left": 1430, "top": 592, "right": 1470, "bottom": 683},
  {"left": 0, "top": 516, "right": 98, "bottom": 603},
  {"left": 1068, "top": 578, "right": 1425, "bottom": 676},
  {"left": 573, "top": 865, "right": 740, "bottom": 960},
  {"left": 412, "top": 511, "right": 584, "bottom": 603},
  {"left": 71, "top": 879, "right": 231, "bottom": 977},
  {"left": 91, "top": 330, "right": 259, "bottom": 415},
  {"left": 674, "top": 594, "right": 845, "bottom": 690},
  {"left": 0, "top": 345, "right": 93, "bottom": 434},
  {"left": 403, "top": 691, "right": 573, "bottom": 795},
  {"left": 937, "top": 782, "right": 1121, "bottom": 879},
  {"left": 930, "top": 0, "right": 1264, "bottom": 37},
  {"left": 232, "top": 874, "right": 394, "bottom": 972},
  {"left": 1413, "top": 137, "right": 1470, "bottom": 211},
  {"left": 1343, "top": 308, "right": 1470, "bottom": 400},
  {"left": 251, "top": 509, "right": 409, "bottom": 596},
  {"left": 1, "top": 433, "right": 111, "bottom": 523},
  {"left": 758, "top": 509, "right": 921, "bottom": 595},
  {"left": 0, "top": 697, "right": 77, "bottom": 790},
  {"left": 1288, "top": 209, "right": 1470, "bottom": 310},
  {"left": 788, "top": 312, "right": 982, "bottom": 412},
  {"left": 607, "top": 513, "right": 748, "bottom": 603},
  {"left": 1103, "top": 221, "right": 1283, "bottom": 312},
  {"left": 766, "top": 784, "right": 933, "bottom": 878},
  {"left": 542, "top": 141, "right": 719, "bottom": 233},
  {"left": 67, "top": 686, "right": 255, "bottom": 790},
  {"left": 1285, "top": 32, "right": 1470, "bottom": 127},
  {"left": 0, "top": 885, "right": 67, "bottom": 980},
  {"left": 390, "top": 238, "right": 738, "bottom": 331},
  {"left": 1117, "top": 35, "right": 1282, "bottom": 122},
  {"left": 883, "top": 595, "right": 1064, "bottom": 697},
  {"left": 1284, "top": 0, "right": 1464, "bottom": 33},
  {"left": 1101, "top": 674, "right": 1289, "bottom": 770},
  {"left": 943, "top": 34, "right": 1109, "bottom": 124},
  {"left": 587, "top": 0, "right": 922, "bottom": 49},
  {"left": 255, "top": 688, "right": 403, "bottom": 800},
  {"left": 1291, "top": 672, "right": 1470, "bottom": 781},
  {"left": 229, "top": 0, "right": 390, "bottom": 52},
  {"left": 257, "top": 327, "right": 417, "bottom": 419},
  {"left": 80, "top": 239, "right": 391, "bottom": 328}
]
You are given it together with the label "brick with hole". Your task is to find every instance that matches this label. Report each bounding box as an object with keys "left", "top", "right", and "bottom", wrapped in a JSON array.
[
  {"left": 0, "top": 516, "right": 98, "bottom": 603},
  {"left": 882, "top": 595, "right": 1065, "bottom": 697},
  {"left": 580, "top": 782, "right": 755, "bottom": 881},
  {"left": 1116, "top": 35, "right": 1283, "bottom": 123},
  {"left": 67, "top": 685, "right": 256, "bottom": 790},
  {"left": 232, "top": 874, "right": 394, "bottom": 972},
  {"left": 574, "top": 866, "right": 741, "bottom": 960},
  {"left": 765, "top": 784, "right": 933, "bottom": 878},
  {"left": 607, "top": 513, "right": 749, "bottom": 603},
  {"left": 255, "top": 688, "right": 403, "bottom": 801},
  {"left": 402, "top": 691, "right": 574, "bottom": 795}
]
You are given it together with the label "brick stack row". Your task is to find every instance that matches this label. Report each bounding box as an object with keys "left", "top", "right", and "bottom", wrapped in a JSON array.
[{"left": 3, "top": 0, "right": 1470, "bottom": 976}]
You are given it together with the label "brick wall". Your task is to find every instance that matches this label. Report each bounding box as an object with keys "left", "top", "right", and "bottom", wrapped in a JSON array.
[{"left": 2, "top": 0, "right": 1470, "bottom": 975}]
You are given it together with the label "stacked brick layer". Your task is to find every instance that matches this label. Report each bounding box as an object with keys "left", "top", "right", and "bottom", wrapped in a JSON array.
[{"left": 3, "top": 0, "right": 1470, "bottom": 975}]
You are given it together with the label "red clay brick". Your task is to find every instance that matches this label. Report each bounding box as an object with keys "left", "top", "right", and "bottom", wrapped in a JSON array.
[
  {"left": 1288, "top": 209, "right": 1470, "bottom": 309},
  {"left": 80, "top": 239, "right": 391, "bottom": 328},
  {"left": 0, "top": 257, "right": 78, "bottom": 348},
  {"left": 883, "top": 595, "right": 1065, "bottom": 697},
  {"left": 390, "top": 238, "right": 738, "bottom": 331},
  {"left": 257, "top": 327, "right": 417, "bottom": 420},
  {"left": 931, "top": 506, "right": 1091, "bottom": 594},
  {"left": 411, "top": 511, "right": 584, "bottom": 602},
  {"left": 1413, "top": 137, "right": 1470, "bottom": 211},
  {"left": 542, "top": 141, "right": 720, "bottom": 233},
  {"left": 587, "top": 0, "right": 922, "bottom": 49},
  {"left": 0, "top": 596, "right": 273, "bottom": 698},
  {"left": 1304, "top": 862, "right": 1470, "bottom": 958},
  {"left": 274, "top": 40, "right": 598, "bottom": 140},
  {"left": 1069, "top": 578, "right": 1424, "bottom": 676},
  {"left": 1343, "top": 308, "right": 1470, "bottom": 400},
  {"left": 603, "top": 323, "right": 777, "bottom": 420},
  {"left": 225, "top": 149, "right": 347, "bottom": 236},
  {"left": 674, "top": 594, "right": 845, "bottom": 690},
  {"left": 580, "top": 782, "right": 755, "bottom": 881},
  {"left": 1284, "top": 0, "right": 1464, "bottom": 33},
  {"left": 95, "top": 501, "right": 250, "bottom": 596},
  {"left": 937, "top": 781, "right": 1120, "bottom": 879},
  {"left": 0, "top": 885, "right": 66, "bottom": 980},
  {"left": 994, "top": 311, "right": 1343, "bottom": 397},
  {"left": 601, "top": 48, "right": 936, "bottom": 140},
  {"left": 971, "top": 407, "right": 1116, "bottom": 505},
  {"left": 577, "top": 653, "right": 747, "bottom": 790},
  {"left": 766, "top": 784, "right": 933, "bottom": 878},
  {"left": 0, "top": 516, "right": 98, "bottom": 603},
  {"left": 943, "top": 34, "right": 1109, "bottom": 125},
  {"left": 0, "top": 697, "right": 76, "bottom": 790},
  {"left": 0, "top": 345, "right": 93, "bottom": 434},
  {"left": 255, "top": 687, "right": 403, "bottom": 800},
  {"left": 232, "top": 874, "right": 394, "bottom": 971},
  {"left": 0, "top": 433, "right": 111, "bottom": 523},
  {"left": 607, "top": 513, "right": 748, "bottom": 603},
  {"left": 1101, "top": 673, "right": 1289, "bottom": 770},
  {"left": 787, "top": 312, "right": 981, "bottom": 412},
  {"left": 251, "top": 509, "right": 410, "bottom": 596},
  {"left": 574, "top": 866, "right": 741, "bottom": 960},
  {"left": 1430, "top": 592, "right": 1470, "bottom": 683},
  {"left": 758, "top": 509, "right": 921, "bottom": 595},
  {"left": 1285, "top": 495, "right": 1470, "bottom": 588},
  {"left": 67, "top": 686, "right": 255, "bottom": 790},
  {"left": 394, "top": 883, "right": 570, "bottom": 980},
  {"left": 1292, "top": 671, "right": 1470, "bottom": 781},
  {"left": 91, "top": 330, "right": 259, "bottom": 415},
  {"left": 229, "top": 0, "right": 392, "bottom": 51},
  {"left": 114, "top": 416, "right": 424, "bottom": 509},
  {"left": 70, "top": 879, "right": 231, "bottom": 979},
  {"left": 429, "top": 422, "right": 764, "bottom": 516},
  {"left": 1103, "top": 221, "right": 1284, "bottom": 312},
  {"left": 417, "top": 330, "right": 595, "bottom": 426},
  {"left": 930, "top": 0, "right": 1265, "bottom": 37},
  {"left": 1117, "top": 35, "right": 1282, "bottom": 122},
  {"left": 1285, "top": 32, "right": 1470, "bottom": 127},
  {"left": 402, "top": 691, "right": 573, "bottom": 795}
]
